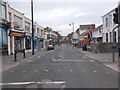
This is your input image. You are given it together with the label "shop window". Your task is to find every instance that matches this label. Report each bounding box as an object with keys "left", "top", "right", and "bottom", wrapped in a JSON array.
[
  {"left": 9, "top": 12, "right": 11, "bottom": 22},
  {"left": 14, "top": 15, "right": 23, "bottom": 29},
  {"left": 25, "top": 21, "right": 30, "bottom": 33}
]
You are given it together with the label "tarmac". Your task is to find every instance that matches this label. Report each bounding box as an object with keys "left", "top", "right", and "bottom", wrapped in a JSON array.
[
  {"left": 75, "top": 48, "right": 120, "bottom": 72},
  {"left": 1, "top": 46, "right": 120, "bottom": 72}
]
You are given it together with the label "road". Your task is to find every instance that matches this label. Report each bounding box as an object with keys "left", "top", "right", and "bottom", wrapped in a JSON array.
[{"left": 2, "top": 44, "right": 118, "bottom": 88}]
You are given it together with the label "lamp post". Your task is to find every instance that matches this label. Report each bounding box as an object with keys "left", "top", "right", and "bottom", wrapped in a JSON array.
[
  {"left": 31, "top": 0, "right": 34, "bottom": 55},
  {"left": 69, "top": 22, "right": 74, "bottom": 49}
]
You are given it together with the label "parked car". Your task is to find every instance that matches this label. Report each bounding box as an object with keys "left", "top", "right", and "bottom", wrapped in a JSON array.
[{"left": 47, "top": 44, "right": 54, "bottom": 50}]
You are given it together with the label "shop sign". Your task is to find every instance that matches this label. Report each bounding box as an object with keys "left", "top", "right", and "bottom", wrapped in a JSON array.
[{"left": 10, "top": 32, "right": 24, "bottom": 37}]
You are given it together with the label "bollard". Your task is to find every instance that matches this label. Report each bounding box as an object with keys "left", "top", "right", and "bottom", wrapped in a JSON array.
[
  {"left": 14, "top": 50, "right": 17, "bottom": 61},
  {"left": 23, "top": 49, "right": 25, "bottom": 58}
]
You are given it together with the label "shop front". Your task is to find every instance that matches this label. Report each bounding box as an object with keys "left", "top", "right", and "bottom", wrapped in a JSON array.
[
  {"left": 40, "top": 38, "right": 44, "bottom": 49},
  {"left": 9, "top": 31, "right": 25, "bottom": 53},
  {"left": 0, "top": 27, "right": 8, "bottom": 55},
  {"left": 25, "top": 35, "right": 31, "bottom": 50},
  {"left": 34, "top": 36, "right": 39, "bottom": 50}
]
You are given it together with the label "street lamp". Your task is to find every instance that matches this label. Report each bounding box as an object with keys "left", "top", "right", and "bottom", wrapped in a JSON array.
[
  {"left": 69, "top": 22, "right": 74, "bottom": 49},
  {"left": 31, "top": 0, "right": 34, "bottom": 55}
]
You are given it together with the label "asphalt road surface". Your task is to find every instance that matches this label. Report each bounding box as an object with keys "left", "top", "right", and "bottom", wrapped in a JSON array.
[{"left": 2, "top": 44, "right": 118, "bottom": 88}]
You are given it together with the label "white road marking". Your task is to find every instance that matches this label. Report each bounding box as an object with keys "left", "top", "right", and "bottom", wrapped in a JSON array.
[
  {"left": 27, "top": 60, "right": 32, "bottom": 62},
  {"left": 104, "top": 60, "right": 109, "bottom": 62},
  {"left": 90, "top": 60, "right": 95, "bottom": 63},
  {"left": 94, "top": 70, "right": 97, "bottom": 73},
  {"left": 52, "top": 59, "right": 85, "bottom": 62},
  {"left": 43, "top": 69, "right": 49, "bottom": 72},
  {"left": 0, "top": 81, "right": 66, "bottom": 86},
  {"left": 82, "top": 70, "right": 85, "bottom": 72},
  {"left": 62, "top": 57, "right": 65, "bottom": 59},
  {"left": 34, "top": 70, "right": 38, "bottom": 72},
  {"left": 70, "top": 70, "right": 73, "bottom": 72},
  {"left": 59, "top": 63, "right": 62, "bottom": 65},
  {"left": 38, "top": 56, "right": 41, "bottom": 59},
  {"left": 83, "top": 56, "right": 86, "bottom": 59},
  {"left": 23, "top": 70, "right": 26, "bottom": 73},
  {"left": 61, "top": 84, "right": 66, "bottom": 89},
  {"left": 58, "top": 70, "right": 61, "bottom": 72},
  {"left": 11, "top": 71, "right": 14, "bottom": 73},
  {"left": 59, "top": 55, "right": 63, "bottom": 58}
]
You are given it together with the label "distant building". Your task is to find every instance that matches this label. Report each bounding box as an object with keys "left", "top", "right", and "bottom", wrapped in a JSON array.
[
  {"left": 78, "top": 24, "right": 95, "bottom": 35},
  {"left": 78, "top": 24, "right": 96, "bottom": 46},
  {"left": 92, "top": 25, "right": 103, "bottom": 43},
  {"left": 62, "top": 36, "right": 66, "bottom": 41}
]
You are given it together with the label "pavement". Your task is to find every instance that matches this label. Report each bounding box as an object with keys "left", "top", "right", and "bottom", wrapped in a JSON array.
[
  {"left": 74, "top": 47, "right": 120, "bottom": 72},
  {"left": 1, "top": 48, "right": 47, "bottom": 72},
  {"left": 2, "top": 44, "right": 118, "bottom": 88}
]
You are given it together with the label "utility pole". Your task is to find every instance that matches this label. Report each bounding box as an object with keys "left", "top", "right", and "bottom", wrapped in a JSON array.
[{"left": 31, "top": 0, "right": 34, "bottom": 55}]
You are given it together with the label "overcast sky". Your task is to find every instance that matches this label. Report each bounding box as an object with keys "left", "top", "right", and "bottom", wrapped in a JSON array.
[{"left": 8, "top": 0, "right": 120, "bottom": 36}]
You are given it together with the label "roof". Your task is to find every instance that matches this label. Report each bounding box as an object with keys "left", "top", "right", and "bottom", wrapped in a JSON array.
[
  {"left": 101, "top": 8, "right": 115, "bottom": 18},
  {"left": 80, "top": 24, "right": 95, "bottom": 30},
  {"left": 93, "top": 24, "right": 103, "bottom": 32}
]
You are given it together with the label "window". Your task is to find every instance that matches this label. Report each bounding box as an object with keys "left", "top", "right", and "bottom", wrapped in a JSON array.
[
  {"left": 105, "top": 18, "right": 108, "bottom": 27},
  {"left": 99, "top": 29, "right": 101, "bottom": 34},
  {"left": 37, "top": 28, "right": 40, "bottom": 35},
  {"left": 34, "top": 25, "right": 36, "bottom": 34},
  {"left": 14, "top": 15, "right": 22, "bottom": 29},
  {"left": 109, "top": 15, "right": 112, "bottom": 26},
  {"left": 25, "top": 21, "right": 30, "bottom": 33},
  {"left": 9, "top": 12, "right": 11, "bottom": 22},
  {"left": 106, "top": 33, "right": 108, "bottom": 42}
]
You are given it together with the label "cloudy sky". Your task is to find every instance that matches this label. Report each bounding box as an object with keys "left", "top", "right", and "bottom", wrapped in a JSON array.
[{"left": 8, "top": 0, "right": 120, "bottom": 36}]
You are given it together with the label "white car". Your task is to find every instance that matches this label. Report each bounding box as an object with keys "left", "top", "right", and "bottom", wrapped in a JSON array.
[{"left": 47, "top": 44, "right": 54, "bottom": 50}]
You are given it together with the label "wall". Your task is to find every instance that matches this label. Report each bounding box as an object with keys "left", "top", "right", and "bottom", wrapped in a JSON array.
[{"left": 90, "top": 42, "right": 119, "bottom": 53}]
